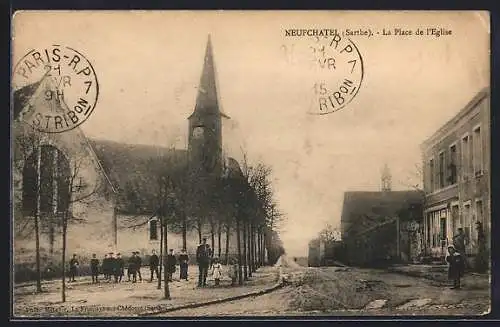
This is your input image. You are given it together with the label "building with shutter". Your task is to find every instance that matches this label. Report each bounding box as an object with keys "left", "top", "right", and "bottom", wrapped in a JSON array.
[{"left": 421, "top": 88, "right": 490, "bottom": 263}]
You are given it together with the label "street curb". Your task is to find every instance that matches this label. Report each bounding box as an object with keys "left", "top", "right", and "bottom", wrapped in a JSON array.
[
  {"left": 137, "top": 263, "right": 287, "bottom": 316},
  {"left": 136, "top": 280, "right": 285, "bottom": 316}
]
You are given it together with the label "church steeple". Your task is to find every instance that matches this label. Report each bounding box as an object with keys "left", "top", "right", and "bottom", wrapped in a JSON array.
[
  {"left": 189, "top": 34, "right": 228, "bottom": 119},
  {"left": 187, "top": 35, "right": 228, "bottom": 177}
]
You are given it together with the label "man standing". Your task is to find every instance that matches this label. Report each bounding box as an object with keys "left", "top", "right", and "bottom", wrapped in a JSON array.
[
  {"left": 90, "top": 254, "right": 100, "bottom": 284},
  {"left": 453, "top": 228, "right": 467, "bottom": 270},
  {"left": 134, "top": 251, "right": 143, "bottom": 282},
  {"left": 69, "top": 254, "right": 79, "bottom": 282},
  {"left": 149, "top": 250, "right": 160, "bottom": 282},
  {"left": 115, "top": 253, "right": 125, "bottom": 283},
  {"left": 109, "top": 253, "right": 118, "bottom": 283},
  {"left": 196, "top": 238, "right": 212, "bottom": 287},
  {"left": 128, "top": 252, "right": 137, "bottom": 283},
  {"left": 102, "top": 254, "right": 110, "bottom": 281},
  {"left": 166, "top": 249, "right": 177, "bottom": 282}
]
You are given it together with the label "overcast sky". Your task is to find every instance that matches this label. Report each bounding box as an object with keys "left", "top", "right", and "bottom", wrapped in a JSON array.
[{"left": 13, "top": 11, "right": 489, "bottom": 257}]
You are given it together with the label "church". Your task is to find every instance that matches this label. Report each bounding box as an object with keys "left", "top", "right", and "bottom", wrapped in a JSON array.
[{"left": 13, "top": 36, "right": 242, "bottom": 270}]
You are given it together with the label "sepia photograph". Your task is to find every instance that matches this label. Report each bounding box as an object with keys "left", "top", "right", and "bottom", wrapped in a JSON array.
[{"left": 11, "top": 10, "right": 490, "bottom": 318}]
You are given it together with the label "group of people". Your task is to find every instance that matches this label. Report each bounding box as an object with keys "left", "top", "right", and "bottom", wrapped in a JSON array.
[
  {"left": 69, "top": 237, "right": 238, "bottom": 287},
  {"left": 88, "top": 251, "right": 143, "bottom": 284},
  {"left": 196, "top": 237, "right": 238, "bottom": 287}
]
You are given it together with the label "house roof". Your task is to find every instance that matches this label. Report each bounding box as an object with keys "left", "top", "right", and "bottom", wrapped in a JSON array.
[{"left": 341, "top": 190, "right": 424, "bottom": 237}]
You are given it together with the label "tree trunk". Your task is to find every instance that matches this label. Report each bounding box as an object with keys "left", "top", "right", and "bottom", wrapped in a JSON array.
[
  {"left": 49, "top": 222, "right": 55, "bottom": 257},
  {"left": 259, "top": 228, "right": 263, "bottom": 267},
  {"left": 157, "top": 217, "right": 163, "bottom": 290},
  {"left": 248, "top": 221, "right": 253, "bottom": 276},
  {"left": 255, "top": 227, "right": 259, "bottom": 268},
  {"left": 61, "top": 212, "right": 67, "bottom": 302},
  {"left": 34, "top": 144, "right": 42, "bottom": 293},
  {"left": 252, "top": 224, "right": 257, "bottom": 271},
  {"left": 236, "top": 216, "right": 243, "bottom": 285},
  {"left": 197, "top": 220, "right": 202, "bottom": 244},
  {"left": 264, "top": 231, "right": 267, "bottom": 265},
  {"left": 182, "top": 212, "right": 187, "bottom": 251},
  {"left": 163, "top": 217, "right": 170, "bottom": 299},
  {"left": 225, "top": 224, "right": 230, "bottom": 265},
  {"left": 217, "top": 224, "right": 222, "bottom": 259},
  {"left": 243, "top": 220, "right": 248, "bottom": 280},
  {"left": 210, "top": 223, "right": 215, "bottom": 258},
  {"left": 50, "top": 147, "right": 58, "bottom": 259}
]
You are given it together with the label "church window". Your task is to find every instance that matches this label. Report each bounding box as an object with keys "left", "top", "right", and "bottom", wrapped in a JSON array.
[{"left": 149, "top": 219, "right": 158, "bottom": 240}]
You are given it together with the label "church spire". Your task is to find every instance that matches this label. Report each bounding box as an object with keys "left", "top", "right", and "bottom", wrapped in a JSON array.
[
  {"left": 191, "top": 34, "right": 219, "bottom": 117},
  {"left": 189, "top": 34, "right": 229, "bottom": 120}
]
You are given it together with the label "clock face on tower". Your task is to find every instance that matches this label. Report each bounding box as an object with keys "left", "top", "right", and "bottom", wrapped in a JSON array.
[{"left": 193, "top": 126, "right": 205, "bottom": 139}]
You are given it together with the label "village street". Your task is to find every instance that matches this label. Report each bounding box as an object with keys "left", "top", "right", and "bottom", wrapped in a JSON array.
[
  {"left": 157, "top": 258, "right": 490, "bottom": 317},
  {"left": 14, "top": 256, "right": 490, "bottom": 317}
]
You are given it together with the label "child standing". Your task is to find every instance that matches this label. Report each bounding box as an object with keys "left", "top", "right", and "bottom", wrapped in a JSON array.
[
  {"left": 446, "top": 245, "right": 465, "bottom": 289},
  {"left": 211, "top": 257, "right": 223, "bottom": 286}
]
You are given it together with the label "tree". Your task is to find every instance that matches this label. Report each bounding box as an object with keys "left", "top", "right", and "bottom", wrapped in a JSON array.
[
  {"left": 13, "top": 126, "right": 44, "bottom": 293},
  {"left": 59, "top": 148, "right": 103, "bottom": 303},
  {"left": 319, "top": 224, "right": 340, "bottom": 244}
]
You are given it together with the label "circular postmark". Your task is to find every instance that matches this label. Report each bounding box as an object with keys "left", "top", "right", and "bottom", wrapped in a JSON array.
[
  {"left": 308, "top": 34, "right": 364, "bottom": 115},
  {"left": 12, "top": 45, "right": 99, "bottom": 133}
]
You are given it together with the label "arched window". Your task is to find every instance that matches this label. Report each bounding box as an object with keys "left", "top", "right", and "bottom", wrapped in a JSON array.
[{"left": 22, "top": 145, "right": 71, "bottom": 217}]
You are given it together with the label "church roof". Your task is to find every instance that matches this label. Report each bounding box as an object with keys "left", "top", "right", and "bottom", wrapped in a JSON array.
[
  {"left": 188, "top": 35, "right": 230, "bottom": 120},
  {"left": 88, "top": 138, "right": 187, "bottom": 192},
  {"left": 88, "top": 138, "right": 243, "bottom": 214}
]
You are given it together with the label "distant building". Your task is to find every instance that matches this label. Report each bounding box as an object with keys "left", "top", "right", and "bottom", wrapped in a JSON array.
[
  {"left": 421, "top": 88, "right": 490, "bottom": 262},
  {"left": 308, "top": 238, "right": 321, "bottom": 267},
  {"left": 340, "top": 191, "right": 424, "bottom": 267},
  {"left": 381, "top": 163, "right": 392, "bottom": 192}
]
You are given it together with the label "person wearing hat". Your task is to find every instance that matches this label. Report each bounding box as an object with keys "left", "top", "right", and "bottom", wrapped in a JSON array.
[
  {"left": 128, "top": 252, "right": 137, "bottom": 283},
  {"left": 196, "top": 237, "right": 212, "bottom": 287},
  {"left": 68, "top": 254, "right": 79, "bottom": 282},
  {"left": 107, "top": 252, "right": 115, "bottom": 282},
  {"left": 166, "top": 249, "right": 177, "bottom": 282},
  {"left": 149, "top": 250, "right": 160, "bottom": 282},
  {"left": 446, "top": 245, "right": 465, "bottom": 289},
  {"left": 134, "top": 251, "right": 143, "bottom": 282},
  {"left": 115, "top": 253, "right": 125, "bottom": 283},
  {"left": 453, "top": 228, "right": 466, "bottom": 256},
  {"left": 109, "top": 253, "right": 118, "bottom": 283},
  {"left": 90, "top": 254, "right": 100, "bottom": 284},
  {"left": 102, "top": 254, "right": 110, "bottom": 281}
]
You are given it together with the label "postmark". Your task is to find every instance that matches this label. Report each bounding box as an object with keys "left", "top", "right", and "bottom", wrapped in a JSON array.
[
  {"left": 308, "top": 33, "right": 364, "bottom": 115},
  {"left": 12, "top": 45, "right": 99, "bottom": 133},
  {"left": 283, "top": 30, "right": 364, "bottom": 115}
]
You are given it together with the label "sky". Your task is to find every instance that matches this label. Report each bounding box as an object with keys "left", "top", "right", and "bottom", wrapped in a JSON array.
[{"left": 12, "top": 11, "right": 490, "bottom": 257}]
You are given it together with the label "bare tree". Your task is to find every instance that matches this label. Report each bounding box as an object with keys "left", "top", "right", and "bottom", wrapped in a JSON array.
[
  {"left": 319, "top": 224, "right": 340, "bottom": 244},
  {"left": 59, "top": 149, "right": 103, "bottom": 303}
]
